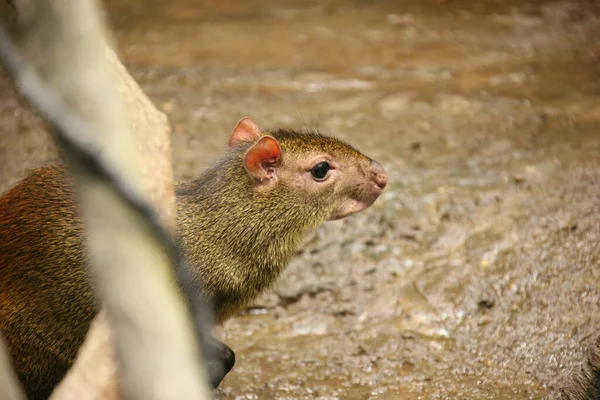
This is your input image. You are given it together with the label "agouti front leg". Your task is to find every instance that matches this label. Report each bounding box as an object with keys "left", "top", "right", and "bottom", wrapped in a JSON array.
[{"left": 205, "top": 337, "right": 235, "bottom": 388}]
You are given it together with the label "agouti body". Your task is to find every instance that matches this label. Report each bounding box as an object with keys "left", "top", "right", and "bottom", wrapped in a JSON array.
[{"left": 0, "top": 117, "right": 387, "bottom": 399}]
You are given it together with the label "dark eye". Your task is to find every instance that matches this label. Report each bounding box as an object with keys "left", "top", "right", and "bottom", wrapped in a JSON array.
[{"left": 310, "top": 162, "right": 330, "bottom": 180}]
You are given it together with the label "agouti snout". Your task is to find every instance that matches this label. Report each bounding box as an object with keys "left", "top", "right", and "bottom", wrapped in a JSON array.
[
  {"left": 370, "top": 160, "right": 388, "bottom": 190},
  {"left": 324, "top": 157, "right": 388, "bottom": 221}
]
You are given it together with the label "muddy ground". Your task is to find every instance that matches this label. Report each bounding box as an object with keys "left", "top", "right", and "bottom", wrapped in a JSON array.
[{"left": 2, "top": 0, "right": 600, "bottom": 399}]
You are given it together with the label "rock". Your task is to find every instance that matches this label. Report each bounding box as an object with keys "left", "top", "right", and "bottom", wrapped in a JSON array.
[{"left": 377, "top": 92, "right": 415, "bottom": 119}]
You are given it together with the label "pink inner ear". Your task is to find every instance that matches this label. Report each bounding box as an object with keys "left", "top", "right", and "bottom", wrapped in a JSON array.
[
  {"left": 229, "top": 117, "right": 262, "bottom": 148},
  {"left": 244, "top": 136, "right": 281, "bottom": 181}
]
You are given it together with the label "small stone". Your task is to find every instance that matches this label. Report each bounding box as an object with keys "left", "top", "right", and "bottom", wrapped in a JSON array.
[
  {"left": 377, "top": 92, "right": 415, "bottom": 119},
  {"left": 513, "top": 175, "right": 526, "bottom": 184},
  {"left": 478, "top": 299, "right": 495, "bottom": 309},
  {"left": 386, "top": 13, "right": 415, "bottom": 26}
]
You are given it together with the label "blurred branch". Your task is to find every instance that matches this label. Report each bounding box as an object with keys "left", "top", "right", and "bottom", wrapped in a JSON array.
[{"left": 0, "top": 0, "right": 215, "bottom": 399}]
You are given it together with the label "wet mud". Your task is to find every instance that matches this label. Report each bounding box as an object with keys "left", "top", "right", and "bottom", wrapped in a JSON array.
[{"left": 2, "top": 0, "right": 600, "bottom": 398}]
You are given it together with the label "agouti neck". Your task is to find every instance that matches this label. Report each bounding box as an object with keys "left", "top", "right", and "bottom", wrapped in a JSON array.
[{"left": 175, "top": 145, "right": 327, "bottom": 322}]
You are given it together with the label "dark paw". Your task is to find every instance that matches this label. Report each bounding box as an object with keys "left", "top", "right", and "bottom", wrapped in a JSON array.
[{"left": 206, "top": 338, "right": 235, "bottom": 389}]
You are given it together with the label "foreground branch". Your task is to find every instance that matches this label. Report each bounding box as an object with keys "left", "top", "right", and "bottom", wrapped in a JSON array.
[{"left": 0, "top": 0, "right": 215, "bottom": 398}]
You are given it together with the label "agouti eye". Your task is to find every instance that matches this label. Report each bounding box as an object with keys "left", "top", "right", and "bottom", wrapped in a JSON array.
[{"left": 310, "top": 162, "right": 330, "bottom": 180}]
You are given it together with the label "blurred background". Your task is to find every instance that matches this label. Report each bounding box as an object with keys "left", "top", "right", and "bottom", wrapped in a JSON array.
[{"left": 2, "top": 0, "right": 600, "bottom": 398}]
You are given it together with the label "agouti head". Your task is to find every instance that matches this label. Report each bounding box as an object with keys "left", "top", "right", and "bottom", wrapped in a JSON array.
[
  {"left": 229, "top": 117, "right": 387, "bottom": 221},
  {"left": 177, "top": 116, "right": 387, "bottom": 320}
]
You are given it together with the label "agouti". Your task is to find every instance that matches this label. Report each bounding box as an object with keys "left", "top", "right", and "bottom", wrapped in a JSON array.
[{"left": 0, "top": 117, "right": 388, "bottom": 399}]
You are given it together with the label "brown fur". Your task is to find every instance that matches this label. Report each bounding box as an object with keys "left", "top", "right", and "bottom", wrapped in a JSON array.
[
  {"left": 0, "top": 127, "right": 385, "bottom": 399},
  {"left": 177, "top": 129, "right": 372, "bottom": 321},
  {"left": 0, "top": 163, "right": 94, "bottom": 398},
  {"left": 549, "top": 336, "right": 600, "bottom": 400}
]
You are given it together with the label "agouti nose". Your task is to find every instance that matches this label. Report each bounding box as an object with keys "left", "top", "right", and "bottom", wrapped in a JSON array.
[{"left": 370, "top": 160, "right": 388, "bottom": 190}]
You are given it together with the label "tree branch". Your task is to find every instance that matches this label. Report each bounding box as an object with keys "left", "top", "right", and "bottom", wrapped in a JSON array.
[{"left": 0, "top": 0, "right": 217, "bottom": 398}]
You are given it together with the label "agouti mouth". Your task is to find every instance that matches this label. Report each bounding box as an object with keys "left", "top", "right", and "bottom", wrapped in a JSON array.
[{"left": 327, "top": 197, "right": 376, "bottom": 221}]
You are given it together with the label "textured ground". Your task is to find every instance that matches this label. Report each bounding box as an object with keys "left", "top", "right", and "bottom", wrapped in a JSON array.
[{"left": 1, "top": 0, "right": 599, "bottom": 398}]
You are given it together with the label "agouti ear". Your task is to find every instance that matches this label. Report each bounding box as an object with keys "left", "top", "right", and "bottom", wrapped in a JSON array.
[
  {"left": 229, "top": 117, "right": 262, "bottom": 148},
  {"left": 244, "top": 135, "right": 281, "bottom": 183}
]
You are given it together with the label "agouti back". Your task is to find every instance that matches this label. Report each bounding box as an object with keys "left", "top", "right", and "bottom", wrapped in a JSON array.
[{"left": 0, "top": 117, "right": 387, "bottom": 399}]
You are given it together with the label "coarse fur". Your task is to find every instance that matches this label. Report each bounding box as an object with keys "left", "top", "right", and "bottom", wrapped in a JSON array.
[
  {"left": 0, "top": 119, "right": 387, "bottom": 399},
  {"left": 550, "top": 336, "right": 600, "bottom": 400},
  {"left": 0, "top": 163, "right": 93, "bottom": 398},
  {"left": 177, "top": 129, "right": 370, "bottom": 321}
]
